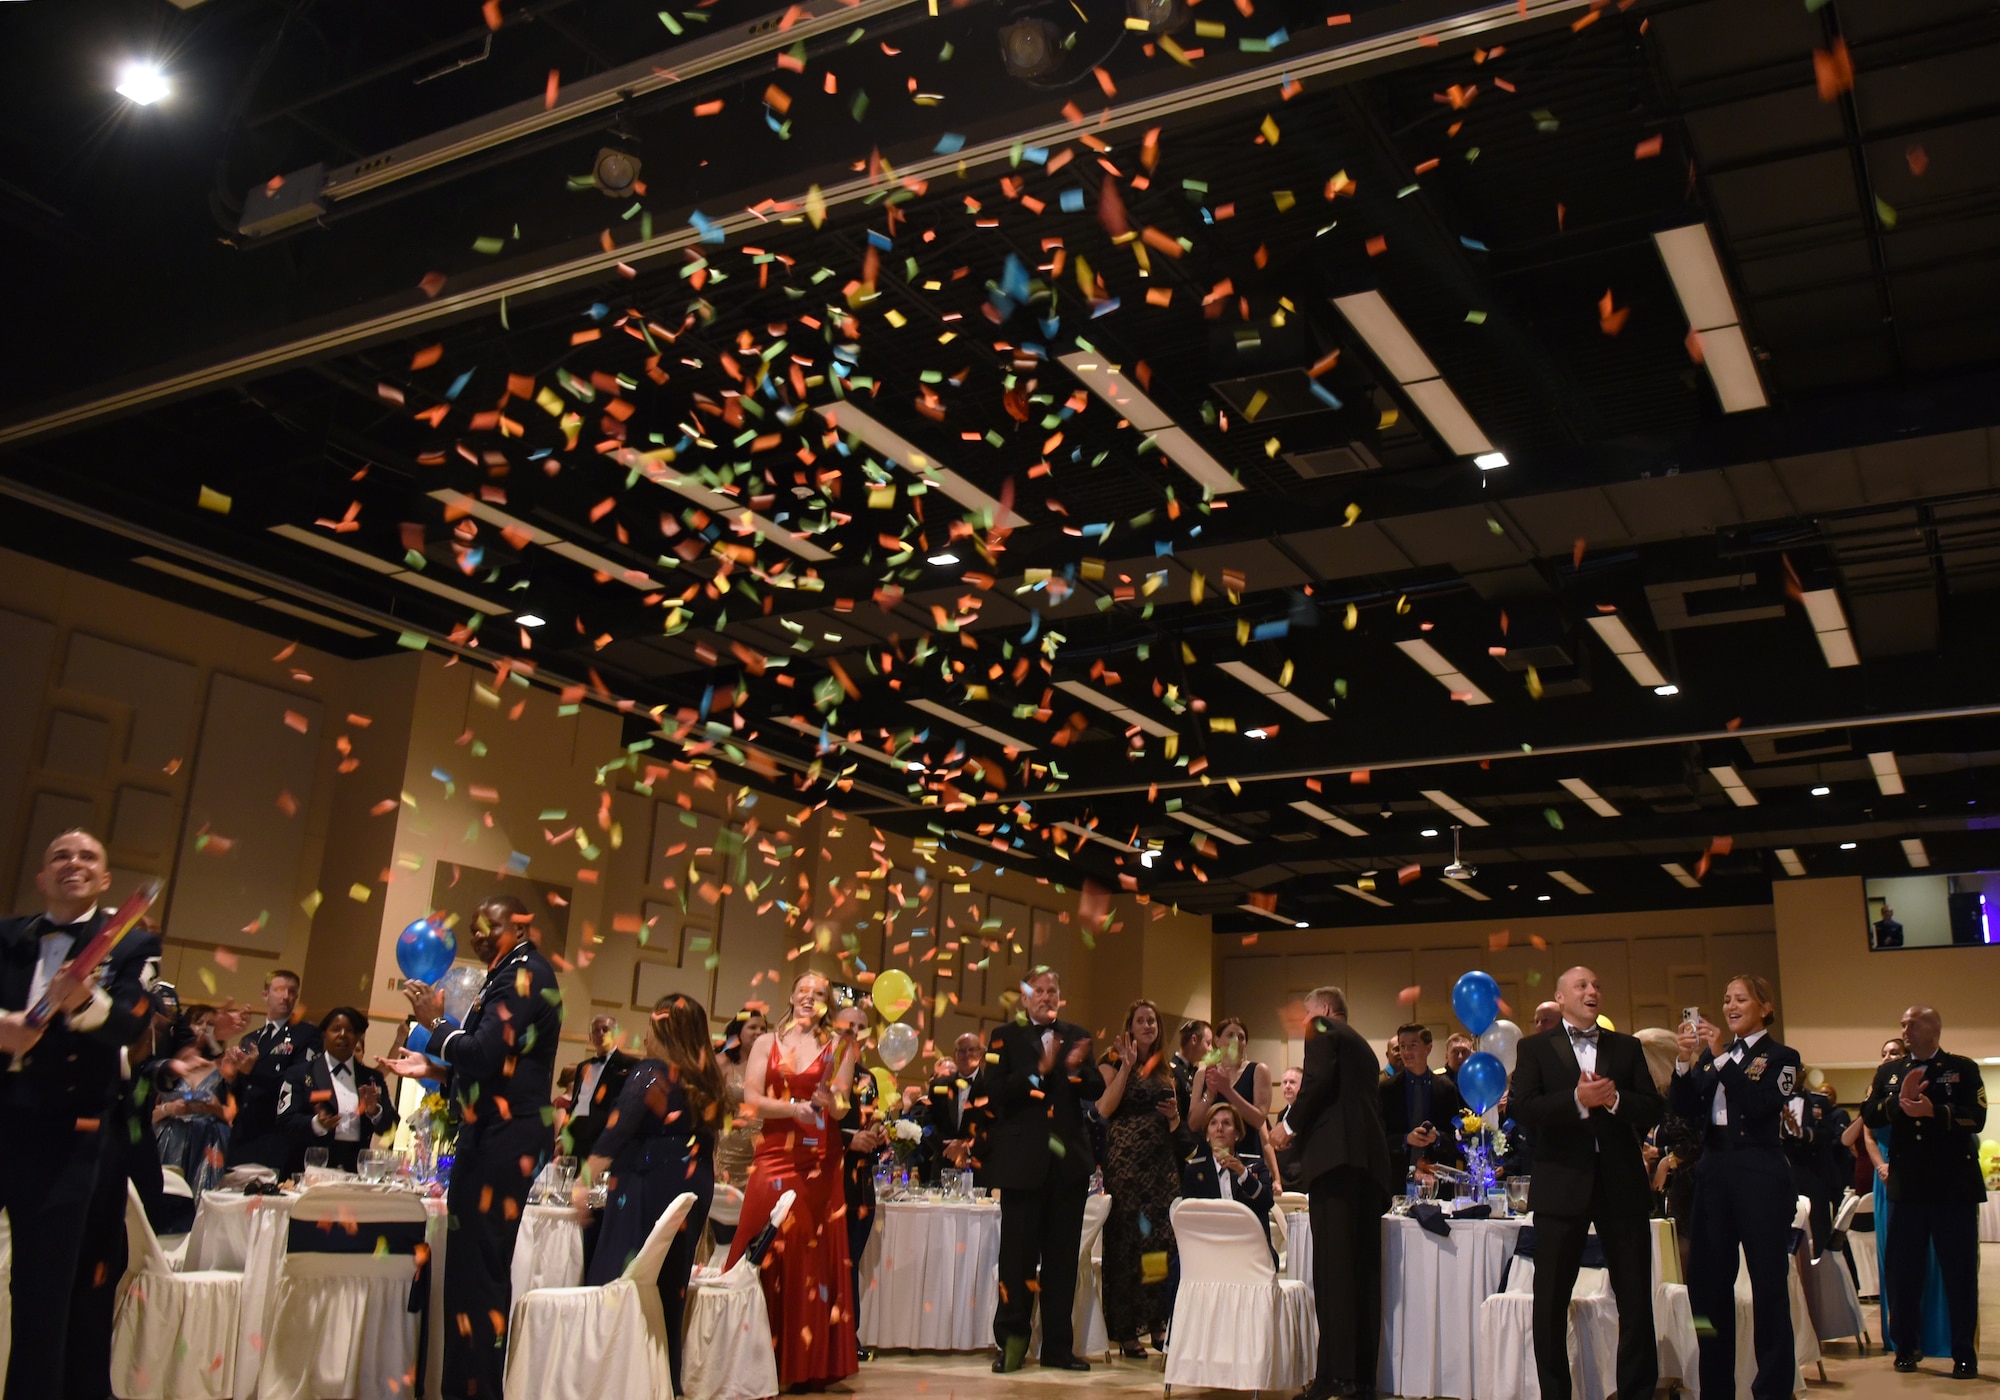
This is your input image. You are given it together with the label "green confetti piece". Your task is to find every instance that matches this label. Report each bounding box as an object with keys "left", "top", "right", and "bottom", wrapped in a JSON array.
[
  {"left": 851, "top": 90, "right": 870, "bottom": 121},
  {"left": 658, "top": 9, "right": 682, "bottom": 31},
  {"left": 395, "top": 632, "right": 429, "bottom": 651},
  {"left": 471, "top": 236, "right": 505, "bottom": 254},
  {"left": 1466, "top": 309, "right": 1487, "bottom": 324},
  {"left": 1874, "top": 196, "right": 1898, "bottom": 229}
]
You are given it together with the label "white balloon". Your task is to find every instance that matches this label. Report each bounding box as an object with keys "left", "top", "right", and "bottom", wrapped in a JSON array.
[
  {"left": 878, "top": 1021, "right": 921, "bottom": 1071},
  {"left": 439, "top": 965, "right": 487, "bottom": 1025},
  {"left": 1478, "top": 1019, "right": 1523, "bottom": 1075}
]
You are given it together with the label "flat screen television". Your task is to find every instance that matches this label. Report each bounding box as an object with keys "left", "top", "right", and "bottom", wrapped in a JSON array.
[{"left": 1863, "top": 872, "right": 2000, "bottom": 949}]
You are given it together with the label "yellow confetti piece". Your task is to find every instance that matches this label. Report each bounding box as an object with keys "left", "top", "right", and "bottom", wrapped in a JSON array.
[
  {"left": 198, "top": 486, "right": 233, "bottom": 514},
  {"left": 1343, "top": 603, "right": 1359, "bottom": 630},
  {"left": 301, "top": 890, "right": 323, "bottom": 917},
  {"left": 347, "top": 883, "right": 373, "bottom": 903},
  {"left": 1273, "top": 189, "right": 1296, "bottom": 212},
  {"left": 1260, "top": 114, "right": 1281, "bottom": 145}
]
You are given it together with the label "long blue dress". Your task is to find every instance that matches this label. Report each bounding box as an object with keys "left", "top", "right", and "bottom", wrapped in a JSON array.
[
  {"left": 586, "top": 1059, "right": 716, "bottom": 1393},
  {"left": 1873, "top": 1125, "right": 1952, "bottom": 1357}
]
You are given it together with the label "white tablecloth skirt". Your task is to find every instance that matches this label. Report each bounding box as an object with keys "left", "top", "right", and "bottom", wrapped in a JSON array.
[
  {"left": 1981, "top": 1191, "right": 2000, "bottom": 1244},
  {"left": 1379, "top": 1216, "right": 1525, "bottom": 1400},
  {"left": 857, "top": 1201, "right": 1002, "bottom": 1351},
  {"left": 512, "top": 1204, "right": 587, "bottom": 1298}
]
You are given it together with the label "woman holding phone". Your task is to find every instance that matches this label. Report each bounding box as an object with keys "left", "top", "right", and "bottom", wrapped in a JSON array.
[{"left": 1671, "top": 977, "right": 1804, "bottom": 1400}]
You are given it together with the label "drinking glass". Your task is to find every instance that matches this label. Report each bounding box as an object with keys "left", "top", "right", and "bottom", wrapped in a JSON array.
[
  {"left": 1506, "top": 1177, "right": 1531, "bottom": 1215},
  {"left": 1390, "top": 1195, "right": 1412, "bottom": 1217},
  {"left": 358, "top": 1150, "right": 389, "bottom": 1183},
  {"left": 304, "top": 1147, "right": 329, "bottom": 1171}
]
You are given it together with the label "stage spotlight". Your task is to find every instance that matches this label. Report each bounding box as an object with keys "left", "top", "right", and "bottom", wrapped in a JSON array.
[
  {"left": 594, "top": 147, "right": 641, "bottom": 198},
  {"left": 998, "top": 18, "right": 1064, "bottom": 80},
  {"left": 116, "top": 60, "right": 171, "bottom": 106},
  {"left": 1124, "top": 0, "right": 1189, "bottom": 34}
]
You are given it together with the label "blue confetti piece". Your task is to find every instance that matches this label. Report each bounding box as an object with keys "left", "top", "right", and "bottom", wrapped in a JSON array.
[
  {"left": 1089, "top": 298, "right": 1120, "bottom": 318},
  {"left": 1252, "top": 619, "right": 1291, "bottom": 641},
  {"left": 867, "top": 229, "right": 893, "bottom": 250},
  {"left": 688, "top": 210, "right": 726, "bottom": 244},
  {"left": 1059, "top": 188, "right": 1085, "bottom": 213},
  {"left": 1023, "top": 146, "right": 1050, "bottom": 165},
  {"left": 1001, "top": 252, "right": 1031, "bottom": 303},
  {"left": 507, "top": 851, "right": 531, "bottom": 874},
  {"left": 1021, "top": 609, "right": 1041, "bottom": 644},
  {"left": 1154, "top": 540, "right": 1175, "bottom": 556},
  {"left": 1460, "top": 235, "right": 1490, "bottom": 252},
  {"left": 935, "top": 132, "right": 967, "bottom": 154},
  {"left": 445, "top": 367, "right": 476, "bottom": 401},
  {"left": 586, "top": 302, "right": 610, "bottom": 321},
  {"left": 1309, "top": 380, "right": 1345, "bottom": 411},
  {"left": 431, "top": 768, "right": 453, "bottom": 784},
  {"left": 1266, "top": 25, "right": 1290, "bottom": 45}
]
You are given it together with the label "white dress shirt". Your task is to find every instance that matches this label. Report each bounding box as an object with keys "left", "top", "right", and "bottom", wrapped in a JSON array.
[
  {"left": 313, "top": 1053, "right": 363, "bottom": 1141},
  {"left": 574, "top": 1057, "right": 607, "bottom": 1118},
  {"left": 1564, "top": 1020, "right": 1621, "bottom": 1120},
  {"left": 1212, "top": 1154, "right": 1236, "bottom": 1200},
  {"left": 28, "top": 907, "right": 96, "bottom": 1006}
]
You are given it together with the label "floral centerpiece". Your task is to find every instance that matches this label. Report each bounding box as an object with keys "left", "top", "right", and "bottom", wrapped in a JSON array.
[
  {"left": 889, "top": 1116, "right": 923, "bottom": 1167},
  {"left": 1455, "top": 1108, "right": 1509, "bottom": 1199}
]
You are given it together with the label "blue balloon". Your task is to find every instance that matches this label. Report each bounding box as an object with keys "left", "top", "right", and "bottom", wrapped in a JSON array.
[
  {"left": 396, "top": 916, "right": 457, "bottom": 984},
  {"left": 1458, "top": 1051, "right": 1508, "bottom": 1115},
  {"left": 1452, "top": 970, "right": 1501, "bottom": 1037}
]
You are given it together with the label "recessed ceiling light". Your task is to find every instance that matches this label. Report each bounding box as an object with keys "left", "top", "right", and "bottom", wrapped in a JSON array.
[
  {"left": 1811, "top": 786, "right": 1831, "bottom": 797},
  {"left": 117, "top": 61, "right": 171, "bottom": 106},
  {"left": 1052, "top": 680, "right": 1178, "bottom": 739},
  {"left": 1290, "top": 801, "right": 1367, "bottom": 838},
  {"left": 1473, "top": 452, "right": 1508, "bottom": 470},
  {"left": 1840, "top": 842, "right": 1858, "bottom": 850},
  {"left": 1217, "top": 659, "right": 1330, "bottom": 722},
  {"left": 1558, "top": 778, "right": 1620, "bottom": 819},
  {"left": 1709, "top": 765, "right": 1758, "bottom": 808},
  {"left": 1801, "top": 589, "right": 1860, "bottom": 669},
  {"left": 927, "top": 553, "right": 960, "bottom": 566},
  {"left": 1586, "top": 614, "right": 1669, "bottom": 689},
  {"left": 1549, "top": 870, "right": 1593, "bottom": 895},
  {"left": 1420, "top": 790, "right": 1489, "bottom": 827},
  {"left": 1662, "top": 861, "right": 1701, "bottom": 889},
  {"left": 1537, "top": 894, "right": 1551, "bottom": 902},
  {"left": 1294, "top": 920, "right": 1310, "bottom": 928},
  {"left": 1395, "top": 639, "right": 1493, "bottom": 706},
  {"left": 1331, "top": 291, "right": 1497, "bottom": 456},
  {"left": 816, "top": 403, "right": 1028, "bottom": 527},
  {"left": 1653, "top": 224, "right": 1767, "bottom": 413},
  {"left": 1901, "top": 838, "right": 1929, "bottom": 869},
  {"left": 1775, "top": 848, "right": 1806, "bottom": 877},
  {"left": 1420, "top": 828, "right": 1439, "bottom": 838},
  {"left": 516, "top": 614, "right": 547, "bottom": 628},
  {"left": 1653, "top": 684, "right": 1680, "bottom": 696}
]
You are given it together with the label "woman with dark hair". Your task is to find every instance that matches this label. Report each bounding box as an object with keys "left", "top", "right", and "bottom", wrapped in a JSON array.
[
  {"left": 716, "top": 1008, "right": 772, "bottom": 1184},
  {"left": 276, "top": 1005, "right": 398, "bottom": 1173},
  {"left": 581, "top": 993, "right": 725, "bottom": 1395},
  {"left": 1672, "top": 975, "right": 1803, "bottom": 1400},
  {"left": 153, "top": 1003, "right": 233, "bottom": 1198},
  {"left": 727, "top": 970, "right": 861, "bottom": 1390},
  {"left": 1096, "top": 997, "right": 1183, "bottom": 1359},
  {"left": 1190, "top": 1015, "right": 1273, "bottom": 1160}
]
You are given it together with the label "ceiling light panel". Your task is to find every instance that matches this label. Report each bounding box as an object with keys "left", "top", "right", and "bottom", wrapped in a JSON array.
[
  {"left": 1053, "top": 679, "right": 1178, "bottom": 738},
  {"left": 1775, "top": 848, "right": 1806, "bottom": 877},
  {"left": 1799, "top": 588, "right": 1860, "bottom": 668},
  {"left": 1662, "top": 862, "right": 1702, "bottom": 889},
  {"left": 1653, "top": 225, "right": 1767, "bottom": 413},
  {"left": 1336, "top": 883, "right": 1393, "bottom": 908},
  {"left": 1394, "top": 639, "right": 1493, "bottom": 706},
  {"left": 769, "top": 716, "right": 918, "bottom": 771},
  {"left": 1901, "top": 838, "right": 1930, "bottom": 869},
  {"left": 1057, "top": 352, "right": 1244, "bottom": 496},
  {"left": 1237, "top": 902, "right": 1297, "bottom": 925},
  {"left": 1216, "top": 660, "right": 1330, "bottom": 722},
  {"left": 1331, "top": 291, "right": 1498, "bottom": 457},
  {"left": 1558, "top": 778, "right": 1621, "bottom": 818},
  {"left": 817, "top": 403, "right": 1029, "bottom": 526},
  {"left": 1167, "top": 809, "right": 1252, "bottom": 846},
  {"left": 1585, "top": 614, "right": 1669, "bottom": 689},
  {"left": 272, "top": 524, "right": 509, "bottom": 615},
  {"left": 1420, "top": 790, "right": 1489, "bottom": 828},
  {"left": 1869, "top": 751, "right": 1905, "bottom": 795},
  {"left": 1289, "top": 800, "right": 1366, "bottom": 837},
  {"left": 1549, "top": 870, "right": 1593, "bottom": 895},
  {"left": 1709, "top": 765, "right": 1759, "bottom": 807},
  {"left": 632, "top": 463, "right": 834, "bottom": 562},
  {"left": 1440, "top": 876, "right": 1490, "bottom": 901},
  {"left": 905, "top": 698, "right": 1038, "bottom": 752},
  {"left": 1056, "top": 821, "right": 1144, "bottom": 854}
]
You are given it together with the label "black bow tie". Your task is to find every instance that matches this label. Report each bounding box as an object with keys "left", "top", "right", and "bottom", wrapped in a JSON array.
[
  {"left": 1728, "top": 1039, "right": 1748, "bottom": 1057},
  {"left": 1569, "top": 1026, "right": 1599, "bottom": 1045},
  {"left": 331, "top": 1060, "right": 352, "bottom": 1079}
]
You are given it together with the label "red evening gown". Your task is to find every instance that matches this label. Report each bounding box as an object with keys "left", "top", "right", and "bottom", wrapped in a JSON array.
[{"left": 726, "top": 1037, "right": 859, "bottom": 1389}]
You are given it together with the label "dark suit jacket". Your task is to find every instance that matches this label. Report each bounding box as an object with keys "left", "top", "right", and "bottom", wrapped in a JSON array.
[
  {"left": 980, "top": 1016, "right": 1105, "bottom": 1191},
  {"left": 1668, "top": 1034, "right": 1802, "bottom": 1162},
  {"left": 1873, "top": 918, "right": 1904, "bottom": 948},
  {"left": 1182, "top": 1149, "right": 1275, "bottom": 1237},
  {"left": 1379, "top": 1069, "right": 1466, "bottom": 1176},
  {"left": 1510, "top": 1024, "right": 1661, "bottom": 1219},
  {"left": 1285, "top": 1016, "right": 1395, "bottom": 1198},
  {"left": 429, "top": 940, "right": 563, "bottom": 1154},
  {"left": 0, "top": 910, "right": 162, "bottom": 1119},
  {"left": 228, "top": 1017, "right": 323, "bottom": 1166},
  {"left": 565, "top": 1049, "right": 637, "bottom": 1159},
  {"left": 1862, "top": 1050, "right": 1988, "bottom": 1203},
  {"left": 277, "top": 1052, "right": 400, "bottom": 1173}
]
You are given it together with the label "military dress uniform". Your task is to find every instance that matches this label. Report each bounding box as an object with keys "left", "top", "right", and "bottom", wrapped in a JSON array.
[
  {"left": 1862, "top": 1047, "right": 1987, "bottom": 1370},
  {"left": 227, "top": 1017, "right": 323, "bottom": 1169},
  {"left": 424, "top": 938, "right": 563, "bottom": 1398},
  {"left": 1669, "top": 1029, "right": 1804, "bottom": 1400}
]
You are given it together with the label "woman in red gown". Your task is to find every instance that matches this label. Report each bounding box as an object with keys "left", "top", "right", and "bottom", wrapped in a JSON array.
[{"left": 727, "top": 970, "right": 861, "bottom": 1390}]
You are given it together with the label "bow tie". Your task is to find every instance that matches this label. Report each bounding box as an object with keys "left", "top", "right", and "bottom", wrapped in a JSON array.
[
  {"left": 1727, "top": 1039, "right": 1748, "bottom": 1057},
  {"left": 331, "top": 1061, "right": 352, "bottom": 1079},
  {"left": 1568, "top": 1026, "right": 1599, "bottom": 1045}
]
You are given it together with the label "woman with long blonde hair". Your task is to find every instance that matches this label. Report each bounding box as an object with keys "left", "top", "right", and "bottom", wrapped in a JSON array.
[{"left": 581, "top": 994, "right": 725, "bottom": 1394}]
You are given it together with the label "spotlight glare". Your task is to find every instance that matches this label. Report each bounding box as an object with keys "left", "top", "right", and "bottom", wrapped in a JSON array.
[
  {"left": 1653, "top": 684, "right": 1679, "bottom": 696},
  {"left": 1811, "top": 786, "right": 1831, "bottom": 797},
  {"left": 1840, "top": 842, "right": 1858, "bottom": 850},
  {"left": 1420, "top": 828, "right": 1439, "bottom": 837},
  {"left": 1124, "top": 0, "right": 1190, "bottom": 33},
  {"left": 1473, "top": 452, "right": 1509, "bottom": 470},
  {"left": 998, "top": 17, "right": 1063, "bottom": 79},
  {"left": 516, "top": 614, "right": 547, "bottom": 628},
  {"left": 116, "top": 61, "right": 170, "bottom": 106},
  {"left": 927, "top": 552, "right": 960, "bottom": 566},
  {"left": 1294, "top": 920, "right": 1310, "bottom": 928}
]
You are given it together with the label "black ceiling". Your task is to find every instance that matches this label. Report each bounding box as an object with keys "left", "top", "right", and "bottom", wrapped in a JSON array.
[{"left": 6, "top": 0, "right": 2000, "bottom": 929}]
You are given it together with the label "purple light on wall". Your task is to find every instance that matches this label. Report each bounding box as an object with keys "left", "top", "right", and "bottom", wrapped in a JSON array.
[{"left": 1985, "top": 894, "right": 1994, "bottom": 945}]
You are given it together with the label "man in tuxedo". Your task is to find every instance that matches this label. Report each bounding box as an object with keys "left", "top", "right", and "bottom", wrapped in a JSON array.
[
  {"left": 939, "top": 1030, "right": 989, "bottom": 1180},
  {"left": 1267, "top": 985, "right": 1394, "bottom": 1400},
  {"left": 1872, "top": 906, "right": 1905, "bottom": 948},
  {"left": 1273, "top": 1066, "right": 1306, "bottom": 1190},
  {"left": 1510, "top": 967, "right": 1662, "bottom": 1400},
  {"left": 278, "top": 1006, "right": 399, "bottom": 1173},
  {"left": 1379, "top": 1023, "right": 1465, "bottom": 1179},
  {"left": 227, "top": 967, "right": 321, "bottom": 1169},
  {"left": 563, "top": 1014, "right": 635, "bottom": 1160},
  {"left": 0, "top": 829, "right": 162, "bottom": 1400},
  {"left": 384, "top": 893, "right": 563, "bottom": 1400},
  {"left": 984, "top": 968, "right": 1104, "bottom": 1373}
]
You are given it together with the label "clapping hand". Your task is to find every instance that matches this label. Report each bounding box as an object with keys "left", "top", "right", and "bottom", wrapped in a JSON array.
[
  {"left": 1203, "top": 1064, "right": 1230, "bottom": 1094},
  {"left": 377, "top": 1048, "right": 433, "bottom": 1080},
  {"left": 1064, "top": 1034, "right": 1092, "bottom": 1072},
  {"left": 1576, "top": 1070, "right": 1618, "bottom": 1110},
  {"left": 1899, "top": 1065, "right": 1935, "bottom": 1117},
  {"left": 358, "top": 1083, "right": 382, "bottom": 1117},
  {"left": 1111, "top": 1032, "right": 1137, "bottom": 1069},
  {"left": 402, "top": 980, "right": 443, "bottom": 1026}
]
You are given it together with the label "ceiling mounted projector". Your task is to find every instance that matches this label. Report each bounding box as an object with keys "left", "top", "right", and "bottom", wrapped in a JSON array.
[{"left": 1443, "top": 824, "right": 1477, "bottom": 881}]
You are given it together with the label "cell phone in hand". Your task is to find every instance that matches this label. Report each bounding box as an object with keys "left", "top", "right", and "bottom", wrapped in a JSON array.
[{"left": 1682, "top": 1006, "right": 1701, "bottom": 1031}]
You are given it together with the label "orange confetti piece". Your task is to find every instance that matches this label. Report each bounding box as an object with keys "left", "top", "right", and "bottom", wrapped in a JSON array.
[
  {"left": 1813, "top": 39, "right": 1853, "bottom": 103},
  {"left": 1906, "top": 144, "right": 1928, "bottom": 176},
  {"left": 411, "top": 344, "right": 443, "bottom": 370},
  {"left": 1397, "top": 985, "right": 1421, "bottom": 1005},
  {"left": 545, "top": 69, "right": 560, "bottom": 111},
  {"left": 1598, "top": 289, "right": 1629, "bottom": 336},
  {"left": 1634, "top": 134, "right": 1662, "bottom": 160},
  {"left": 1365, "top": 235, "right": 1388, "bottom": 257},
  {"left": 694, "top": 99, "right": 724, "bottom": 116}
]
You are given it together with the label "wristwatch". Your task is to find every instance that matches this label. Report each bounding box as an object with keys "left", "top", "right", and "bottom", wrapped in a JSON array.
[{"left": 428, "top": 1015, "right": 453, "bottom": 1034}]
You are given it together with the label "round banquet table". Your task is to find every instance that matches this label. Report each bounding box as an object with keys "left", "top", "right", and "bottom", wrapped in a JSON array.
[
  {"left": 1280, "top": 1209, "right": 1677, "bottom": 1400},
  {"left": 856, "top": 1198, "right": 1002, "bottom": 1351},
  {"left": 1981, "top": 1190, "right": 2000, "bottom": 1244},
  {"left": 512, "top": 1203, "right": 589, "bottom": 1298}
]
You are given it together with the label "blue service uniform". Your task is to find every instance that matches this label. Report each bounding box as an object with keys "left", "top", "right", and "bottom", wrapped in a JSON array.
[
  {"left": 1669, "top": 1029, "right": 1802, "bottom": 1400},
  {"left": 1861, "top": 1049, "right": 1987, "bottom": 1367}
]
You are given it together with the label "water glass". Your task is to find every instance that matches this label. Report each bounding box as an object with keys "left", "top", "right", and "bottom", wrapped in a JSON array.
[
  {"left": 941, "top": 1169, "right": 962, "bottom": 1199},
  {"left": 1390, "top": 1195, "right": 1412, "bottom": 1217},
  {"left": 358, "top": 1149, "right": 390, "bottom": 1183},
  {"left": 304, "top": 1147, "right": 329, "bottom": 1171},
  {"left": 873, "top": 1167, "right": 892, "bottom": 1202}
]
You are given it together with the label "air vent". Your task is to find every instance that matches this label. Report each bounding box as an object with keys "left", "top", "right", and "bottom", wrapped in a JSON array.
[
  {"left": 1492, "top": 644, "right": 1573, "bottom": 673},
  {"left": 1283, "top": 444, "right": 1383, "bottom": 479},
  {"left": 1213, "top": 370, "right": 1336, "bottom": 423}
]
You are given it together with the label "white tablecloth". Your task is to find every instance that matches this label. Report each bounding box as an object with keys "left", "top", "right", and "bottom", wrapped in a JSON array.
[
  {"left": 1981, "top": 1191, "right": 2000, "bottom": 1243},
  {"left": 512, "top": 1204, "right": 588, "bottom": 1299},
  {"left": 857, "top": 1200, "right": 1002, "bottom": 1351}
]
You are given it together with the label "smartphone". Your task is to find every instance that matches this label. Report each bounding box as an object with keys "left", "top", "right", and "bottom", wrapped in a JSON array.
[{"left": 1682, "top": 1006, "right": 1701, "bottom": 1030}]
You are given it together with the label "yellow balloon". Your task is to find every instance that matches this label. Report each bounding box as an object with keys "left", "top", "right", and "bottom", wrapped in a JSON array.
[
  {"left": 869, "top": 1066, "right": 897, "bottom": 1105},
  {"left": 874, "top": 968, "right": 917, "bottom": 1022}
]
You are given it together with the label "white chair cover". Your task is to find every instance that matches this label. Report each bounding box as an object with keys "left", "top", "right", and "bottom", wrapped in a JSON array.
[
  {"left": 1027, "top": 1192, "right": 1111, "bottom": 1360},
  {"left": 1849, "top": 1218, "right": 1879, "bottom": 1297},
  {"left": 709, "top": 1182, "right": 745, "bottom": 1230},
  {"left": 1654, "top": 1282, "right": 1701, "bottom": 1398},
  {"left": 0, "top": 1209, "right": 11, "bottom": 1387},
  {"left": 682, "top": 1188, "right": 792, "bottom": 1400},
  {"left": 260, "top": 1187, "right": 431, "bottom": 1400},
  {"left": 1472, "top": 1251, "right": 1620, "bottom": 1400},
  {"left": 504, "top": 1190, "right": 699, "bottom": 1400},
  {"left": 1164, "top": 1199, "right": 1316, "bottom": 1394},
  {"left": 1730, "top": 1197, "right": 1815, "bottom": 1400},
  {"left": 511, "top": 1203, "right": 587, "bottom": 1300},
  {"left": 111, "top": 1181, "right": 242, "bottom": 1400}
]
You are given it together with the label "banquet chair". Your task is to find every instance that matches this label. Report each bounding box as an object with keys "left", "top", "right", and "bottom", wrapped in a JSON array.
[
  {"left": 1731, "top": 1195, "right": 1816, "bottom": 1400},
  {"left": 681, "top": 1189, "right": 794, "bottom": 1400},
  {"left": 1801, "top": 1192, "right": 1868, "bottom": 1356},
  {"left": 156, "top": 1165, "right": 195, "bottom": 1267},
  {"left": 1648, "top": 1217, "right": 1699, "bottom": 1400},
  {"left": 1029, "top": 1191, "right": 1112, "bottom": 1361},
  {"left": 708, "top": 1180, "right": 745, "bottom": 1252},
  {"left": 261, "top": 1185, "right": 433, "bottom": 1400},
  {"left": 111, "top": 1181, "right": 242, "bottom": 1400},
  {"left": 504, "top": 1189, "right": 700, "bottom": 1400},
  {"left": 1473, "top": 1231, "right": 1619, "bottom": 1400},
  {"left": 1163, "top": 1199, "right": 1316, "bottom": 1396}
]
